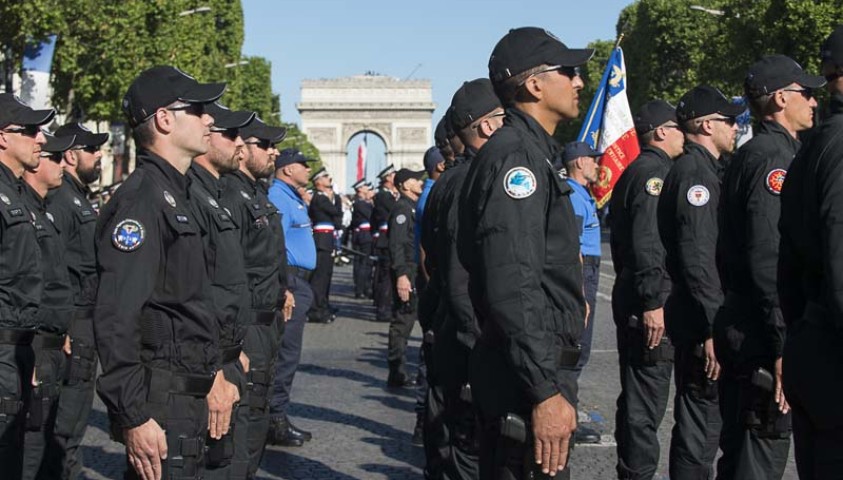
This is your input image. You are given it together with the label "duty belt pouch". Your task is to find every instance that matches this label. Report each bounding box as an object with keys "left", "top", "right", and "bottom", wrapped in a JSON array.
[
  {"left": 500, "top": 413, "right": 573, "bottom": 480},
  {"left": 66, "top": 341, "right": 97, "bottom": 386},
  {"left": 166, "top": 422, "right": 204, "bottom": 480},
  {"left": 688, "top": 343, "right": 718, "bottom": 400},
  {"left": 744, "top": 368, "right": 792, "bottom": 439},
  {"left": 205, "top": 429, "right": 234, "bottom": 468},
  {"left": 144, "top": 368, "right": 174, "bottom": 427},
  {"left": 26, "top": 384, "right": 44, "bottom": 431},
  {"left": 641, "top": 337, "right": 675, "bottom": 366},
  {"left": 247, "top": 369, "right": 269, "bottom": 410}
]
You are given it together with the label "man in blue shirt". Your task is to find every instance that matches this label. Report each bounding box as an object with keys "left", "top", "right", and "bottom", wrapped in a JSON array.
[
  {"left": 267, "top": 148, "right": 317, "bottom": 448},
  {"left": 416, "top": 146, "right": 444, "bottom": 286}
]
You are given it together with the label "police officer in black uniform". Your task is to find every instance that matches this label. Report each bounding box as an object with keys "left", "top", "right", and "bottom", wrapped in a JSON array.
[
  {"left": 350, "top": 180, "right": 374, "bottom": 298},
  {"left": 221, "top": 117, "right": 293, "bottom": 474},
  {"left": 95, "top": 65, "right": 223, "bottom": 480},
  {"left": 428, "top": 78, "right": 504, "bottom": 480},
  {"left": 372, "top": 164, "right": 398, "bottom": 322},
  {"left": 386, "top": 168, "right": 425, "bottom": 387},
  {"left": 308, "top": 167, "right": 341, "bottom": 323},
  {"left": 608, "top": 100, "right": 684, "bottom": 480},
  {"left": 457, "top": 27, "right": 592, "bottom": 479},
  {"left": 188, "top": 102, "right": 257, "bottom": 479},
  {"left": 657, "top": 85, "right": 741, "bottom": 479},
  {"left": 779, "top": 25, "right": 843, "bottom": 478},
  {"left": 21, "top": 132, "right": 76, "bottom": 480},
  {"left": 47, "top": 121, "right": 108, "bottom": 479},
  {"left": 0, "top": 94, "right": 51, "bottom": 478}
]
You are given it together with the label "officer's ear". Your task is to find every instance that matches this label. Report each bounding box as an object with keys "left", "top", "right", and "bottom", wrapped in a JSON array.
[
  {"left": 152, "top": 108, "right": 176, "bottom": 134},
  {"left": 521, "top": 75, "right": 545, "bottom": 101},
  {"left": 61, "top": 149, "right": 77, "bottom": 168}
]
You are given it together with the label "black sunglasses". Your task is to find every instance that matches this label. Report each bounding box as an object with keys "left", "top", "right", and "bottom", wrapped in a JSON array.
[
  {"left": 167, "top": 102, "right": 205, "bottom": 117},
  {"left": 210, "top": 127, "right": 241, "bottom": 141},
  {"left": 244, "top": 139, "right": 272, "bottom": 150},
  {"left": 72, "top": 145, "right": 100, "bottom": 154},
  {"left": 782, "top": 88, "right": 814, "bottom": 100},
  {"left": 709, "top": 117, "right": 737, "bottom": 127},
  {"left": 519, "top": 65, "right": 581, "bottom": 86},
  {"left": 2, "top": 125, "right": 41, "bottom": 137}
]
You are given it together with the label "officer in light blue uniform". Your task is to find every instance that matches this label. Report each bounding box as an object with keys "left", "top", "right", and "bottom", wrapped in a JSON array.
[{"left": 266, "top": 148, "right": 317, "bottom": 447}]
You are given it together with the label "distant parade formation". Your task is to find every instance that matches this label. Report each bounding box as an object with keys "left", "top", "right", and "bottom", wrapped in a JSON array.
[{"left": 2, "top": 13, "right": 843, "bottom": 480}]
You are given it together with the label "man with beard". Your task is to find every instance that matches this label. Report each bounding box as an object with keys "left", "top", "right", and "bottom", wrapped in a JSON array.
[
  {"left": 95, "top": 66, "right": 223, "bottom": 480},
  {"left": 188, "top": 103, "right": 256, "bottom": 479},
  {"left": 267, "top": 148, "right": 316, "bottom": 447},
  {"left": 0, "top": 93, "right": 51, "bottom": 478},
  {"left": 45, "top": 121, "right": 108, "bottom": 479},
  {"left": 307, "top": 167, "right": 342, "bottom": 324},
  {"left": 21, "top": 132, "right": 76, "bottom": 480},
  {"left": 350, "top": 180, "right": 374, "bottom": 299},
  {"left": 657, "top": 85, "right": 741, "bottom": 479},
  {"left": 221, "top": 117, "right": 293, "bottom": 475}
]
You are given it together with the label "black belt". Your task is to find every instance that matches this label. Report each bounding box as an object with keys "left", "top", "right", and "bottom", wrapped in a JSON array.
[
  {"left": 251, "top": 310, "right": 277, "bottom": 326},
  {"left": 287, "top": 266, "right": 313, "bottom": 282},
  {"left": 73, "top": 307, "right": 95, "bottom": 321},
  {"left": 0, "top": 329, "right": 35, "bottom": 346},
  {"left": 221, "top": 344, "right": 242, "bottom": 365},
  {"left": 148, "top": 368, "right": 215, "bottom": 397},
  {"left": 32, "top": 332, "right": 66, "bottom": 350}
]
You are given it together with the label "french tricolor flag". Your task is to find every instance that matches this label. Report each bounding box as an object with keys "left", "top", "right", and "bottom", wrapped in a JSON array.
[
  {"left": 578, "top": 46, "right": 640, "bottom": 208},
  {"left": 356, "top": 134, "right": 367, "bottom": 182},
  {"left": 20, "top": 35, "right": 58, "bottom": 110}
]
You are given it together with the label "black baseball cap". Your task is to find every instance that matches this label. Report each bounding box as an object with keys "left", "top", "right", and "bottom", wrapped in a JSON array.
[
  {"left": 745, "top": 55, "right": 826, "bottom": 98},
  {"left": 821, "top": 25, "right": 843, "bottom": 66},
  {"left": 489, "top": 27, "right": 594, "bottom": 83},
  {"left": 41, "top": 132, "right": 77, "bottom": 155},
  {"left": 634, "top": 100, "right": 677, "bottom": 135},
  {"left": 54, "top": 122, "right": 109, "bottom": 148},
  {"left": 394, "top": 168, "right": 424, "bottom": 188},
  {"left": 423, "top": 147, "right": 444, "bottom": 175},
  {"left": 377, "top": 164, "right": 396, "bottom": 180},
  {"left": 447, "top": 78, "right": 503, "bottom": 132},
  {"left": 676, "top": 85, "right": 746, "bottom": 122},
  {"left": 240, "top": 117, "right": 287, "bottom": 144},
  {"left": 122, "top": 66, "right": 225, "bottom": 127},
  {"left": 0, "top": 93, "right": 55, "bottom": 129},
  {"left": 434, "top": 116, "right": 451, "bottom": 148},
  {"left": 562, "top": 141, "right": 601, "bottom": 164},
  {"left": 274, "top": 148, "right": 309, "bottom": 169},
  {"left": 206, "top": 102, "right": 256, "bottom": 130}
]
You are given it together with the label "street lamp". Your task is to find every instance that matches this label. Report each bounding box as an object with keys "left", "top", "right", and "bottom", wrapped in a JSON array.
[
  {"left": 178, "top": 6, "right": 211, "bottom": 17},
  {"left": 689, "top": 5, "right": 725, "bottom": 16},
  {"left": 225, "top": 60, "right": 249, "bottom": 68}
]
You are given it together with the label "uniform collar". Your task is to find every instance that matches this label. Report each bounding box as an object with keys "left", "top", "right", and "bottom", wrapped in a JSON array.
[
  {"left": 189, "top": 163, "right": 223, "bottom": 199},
  {"left": 272, "top": 178, "right": 305, "bottom": 203},
  {"left": 398, "top": 193, "right": 415, "bottom": 206},
  {"left": 22, "top": 181, "right": 45, "bottom": 212},
  {"left": 63, "top": 172, "right": 91, "bottom": 198},
  {"left": 0, "top": 160, "right": 22, "bottom": 193},
  {"left": 565, "top": 178, "right": 591, "bottom": 198},
  {"left": 757, "top": 119, "right": 801, "bottom": 153},
  {"left": 504, "top": 107, "right": 561, "bottom": 160},
  {"left": 136, "top": 149, "right": 190, "bottom": 198},
  {"left": 683, "top": 140, "right": 722, "bottom": 176},
  {"left": 230, "top": 169, "right": 259, "bottom": 195},
  {"left": 831, "top": 92, "right": 843, "bottom": 116}
]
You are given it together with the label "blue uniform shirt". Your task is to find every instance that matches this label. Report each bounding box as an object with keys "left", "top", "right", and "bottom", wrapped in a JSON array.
[
  {"left": 566, "top": 178, "right": 601, "bottom": 257},
  {"left": 268, "top": 179, "right": 317, "bottom": 270},
  {"left": 415, "top": 178, "right": 435, "bottom": 260}
]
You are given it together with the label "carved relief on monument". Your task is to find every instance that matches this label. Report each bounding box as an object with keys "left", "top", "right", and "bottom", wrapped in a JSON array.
[
  {"left": 306, "top": 127, "right": 337, "bottom": 145},
  {"left": 397, "top": 127, "right": 428, "bottom": 144}
]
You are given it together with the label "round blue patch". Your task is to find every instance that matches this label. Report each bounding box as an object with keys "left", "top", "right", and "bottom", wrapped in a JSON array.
[
  {"left": 112, "top": 219, "right": 145, "bottom": 252},
  {"left": 503, "top": 167, "right": 537, "bottom": 199}
]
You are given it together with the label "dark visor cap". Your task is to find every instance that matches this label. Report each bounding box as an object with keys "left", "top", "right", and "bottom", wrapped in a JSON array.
[
  {"left": 122, "top": 65, "right": 225, "bottom": 127},
  {"left": 394, "top": 168, "right": 425, "bottom": 187},
  {"left": 745, "top": 54, "right": 826, "bottom": 97},
  {"left": 676, "top": 85, "right": 745, "bottom": 122},
  {"left": 275, "top": 148, "right": 309, "bottom": 169},
  {"left": 562, "top": 141, "right": 601, "bottom": 164},
  {"left": 41, "top": 132, "right": 77, "bottom": 154},
  {"left": 634, "top": 100, "right": 677, "bottom": 135},
  {"left": 822, "top": 25, "right": 843, "bottom": 66},
  {"left": 447, "top": 78, "right": 502, "bottom": 132},
  {"left": 206, "top": 102, "right": 256, "bottom": 130},
  {"left": 54, "top": 122, "right": 109, "bottom": 148},
  {"left": 489, "top": 27, "right": 594, "bottom": 83},
  {"left": 0, "top": 93, "right": 55, "bottom": 129},
  {"left": 240, "top": 117, "right": 287, "bottom": 144}
]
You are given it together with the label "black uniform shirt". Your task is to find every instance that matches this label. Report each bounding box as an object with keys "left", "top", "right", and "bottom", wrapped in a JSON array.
[
  {"left": 371, "top": 188, "right": 397, "bottom": 249},
  {"left": 658, "top": 141, "right": 725, "bottom": 342},
  {"left": 188, "top": 164, "right": 249, "bottom": 349},
  {"left": 779, "top": 93, "right": 843, "bottom": 329},
  {"left": 350, "top": 198, "right": 373, "bottom": 245},
  {"left": 0, "top": 161, "right": 41, "bottom": 329},
  {"left": 388, "top": 195, "right": 417, "bottom": 279},
  {"left": 309, "top": 190, "right": 341, "bottom": 251},
  {"left": 221, "top": 171, "right": 287, "bottom": 314},
  {"left": 22, "top": 183, "right": 74, "bottom": 334},
  {"left": 47, "top": 174, "right": 98, "bottom": 308},
  {"left": 720, "top": 120, "right": 797, "bottom": 358},
  {"left": 94, "top": 150, "right": 218, "bottom": 430},
  {"left": 608, "top": 145, "right": 673, "bottom": 314},
  {"left": 458, "top": 107, "right": 586, "bottom": 408}
]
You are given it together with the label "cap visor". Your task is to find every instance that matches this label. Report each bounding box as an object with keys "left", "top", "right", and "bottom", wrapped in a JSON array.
[
  {"left": 42, "top": 133, "right": 76, "bottom": 153},
  {"left": 553, "top": 48, "right": 595, "bottom": 67},
  {"left": 18, "top": 108, "right": 56, "bottom": 127},
  {"left": 797, "top": 72, "right": 828, "bottom": 90},
  {"left": 79, "top": 132, "right": 109, "bottom": 147},
  {"left": 269, "top": 126, "right": 287, "bottom": 144},
  {"left": 217, "top": 110, "right": 256, "bottom": 129},
  {"left": 718, "top": 102, "right": 747, "bottom": 117},
  {"left": 179, "top": 82, "right": 226, "bottom": 104}
]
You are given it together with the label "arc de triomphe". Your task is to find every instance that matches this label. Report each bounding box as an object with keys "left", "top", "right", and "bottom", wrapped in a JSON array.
[{"left": 297, "top": 75, "right": 435, "bottom": 191}]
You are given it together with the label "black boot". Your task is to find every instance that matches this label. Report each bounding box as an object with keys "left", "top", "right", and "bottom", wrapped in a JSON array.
[
  {"left": 411, "top": 414, "right": 424, "bottom": 446},
  {"left": 287, "top": 416, "right": 312, "bottom": 442},
  {"left": 267, "top": 416, "right": 304, "bottom": 447}
]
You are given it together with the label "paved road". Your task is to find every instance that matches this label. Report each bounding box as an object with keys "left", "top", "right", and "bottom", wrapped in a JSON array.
[{"left": 80, "top": 244, "right": 798, "bottom": 479}]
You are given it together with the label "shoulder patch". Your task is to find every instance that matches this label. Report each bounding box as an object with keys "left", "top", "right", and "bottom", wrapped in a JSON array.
[
  {"left": 208, "top": 197, "right": 219, "bottom": 209},
  {"left": 396, "top": 214, "right": 407, "bottom": 225},
  {"left": 645, "top": 177, "right": 663, "bottom": 196},
  {"left": 503, "top": 167, "right": 537, "bottom": 199},
  {"left": 686, "top": 185, "right": 710, "bottom": 207},
  {"left": 766, "top": 168, "right": 786, "bottom": 195},
  {"left": 73, "top": 197, "right": 83, "bottom": 207},
  {"left": 0, "top": 193, "right": 9, "bottom": 205},
  {"left": 163, "top": 190, "right": 176, "bottom": 208},
  {"left": 46, "top": 212, "right": 54, "bottom": 223},
  {"left": 112, "top": 219, "right": 145, "bottom": 252},
  {"left": 240, "top": 190, "right": 251, "bottom": 200}
]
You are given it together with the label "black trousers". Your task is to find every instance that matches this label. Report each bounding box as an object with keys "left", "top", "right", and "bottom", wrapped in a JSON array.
[
  {"left": 308, "top": 248, "right": 334, "bottom": 322},
  {"left": 22, "top": 344, "right": 67, "bottom": 480},
  {"left": 716, "top": 372, "right": 790, "bottom": 480},
  {"left": 52, "top": 314, "right": 97, "bottom": 480},
  {"left": 0, "top": 342, "right": 34, "bottom": 480},
  {"left": 373, "top": 246, "right": 393, "bottom": 322},
  {"left": 668, "top": 342, "right": 721, "bottom": 480},
  {"left": 242, "top": 314, "right": 284, "bottom": 478},
  {"left": 614, "top": 323, "right": 673, "bottom": 480},
  {"left": 352, "top": 241, "right": 373, "bottom": 297},
  {"left": 387, "top": 272, "right": 417, "bottom": 378},
  {"left": 783, "top": 320, "right": 843, "bottom": 480},
  {"left": 205, "top": 359, "right": 250, "bottom": 480},
  {"left": 440, "top": 385, "right": 480, "bottom": 480},
  {"left": 477, "top": 412, "right": 570, "bottom": 480},
  {"left": 424, "top": 382, "right": 450, "bottom": 480}
]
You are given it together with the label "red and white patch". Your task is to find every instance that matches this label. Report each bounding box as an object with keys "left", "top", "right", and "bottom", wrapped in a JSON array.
[{"left": 766, "top": 168, "right": 787, "bottom": 195}]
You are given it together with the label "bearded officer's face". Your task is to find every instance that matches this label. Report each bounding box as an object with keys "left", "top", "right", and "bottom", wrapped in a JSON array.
[{"left": 207, "top": 128, "right": 244, "bottom": 174}]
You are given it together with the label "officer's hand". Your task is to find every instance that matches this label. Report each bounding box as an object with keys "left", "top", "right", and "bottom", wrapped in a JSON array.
[
  {"left": 642, "top": 308, "right": 665, "bottom": 349},
  {"left": 283, "top": 290, "right": 295, "bottom": 322},
  {"left": 206, "top": 370, "right": 238, "bottom": 440},
  {"left": 31, "top": 367, "right": 38, "bottom": 386},
  {"left": 397, "top": 275, "right": 412, "bottom": 302},
  {"left": 63, "top": 335, "right": 72, "bottom": 355},
  {"left": 125, "top": 418, "right": 167, "bottom": 480},
  {"left": 703, "top": 338, "right": 720, "bottom": 381},
  {"left": 584, "top": 301, "right": 590, "bottom": 328},
  {"left": 532, "top": 393, "right": 576, "bottom": 475},
  {"left": 239, "top": 351, "right": 250, "bottom": 373},
  {"left": 774, "top": 357, "right": 790, "bottom": 414}
]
